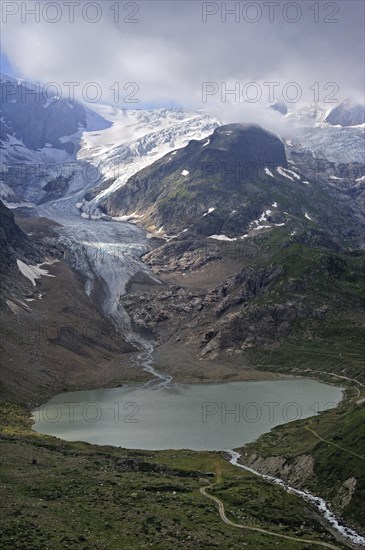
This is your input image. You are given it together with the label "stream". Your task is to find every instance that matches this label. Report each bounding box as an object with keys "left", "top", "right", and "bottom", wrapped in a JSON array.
[{"left": 227, "top": 450, "right": 365, "bottom": 547}]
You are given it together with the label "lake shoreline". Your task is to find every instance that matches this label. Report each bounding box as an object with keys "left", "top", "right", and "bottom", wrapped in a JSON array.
[{"left": 31, "top": 378, "right": 345, "bottom": 452}]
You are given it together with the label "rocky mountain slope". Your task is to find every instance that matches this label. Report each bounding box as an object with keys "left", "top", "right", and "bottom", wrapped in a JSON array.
[
  {"left": 99, "top": 123, "right": 365, "bottom": 248},
  {"left": 0, "top": 74, "right": 220, "bottom": 209},
  {"left": 0, "top": 199, "right": 43, "bottom": 272},
  {"left": 122, "top": 229, "right": 365, "bottom": 382},
  {"left": 0, "top": 201, "right": 141, "bottom": 405},
  {"left": 0, "top": 73, "right": 111, "bottom": 155}
]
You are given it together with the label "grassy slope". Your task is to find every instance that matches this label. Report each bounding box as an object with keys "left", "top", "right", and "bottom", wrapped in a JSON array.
[
  {"left": 240, "top": 390, "right": 365, "bottom": 530},
  {"left": 0, "top": 402, "right": 347, "bottom": 550}
]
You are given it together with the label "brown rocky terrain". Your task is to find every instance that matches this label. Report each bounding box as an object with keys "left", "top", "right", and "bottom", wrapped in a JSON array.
[
  {"left": 0, "top": 205, "right": 147, "bottom": 406},
  {"left": 120, "top": 228, "right": 365, "bottom": 384}
]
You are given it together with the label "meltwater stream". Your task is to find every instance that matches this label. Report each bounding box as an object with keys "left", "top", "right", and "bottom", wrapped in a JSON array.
[{"left": 228, "top": 451, "right": 365, "bottom": 547}]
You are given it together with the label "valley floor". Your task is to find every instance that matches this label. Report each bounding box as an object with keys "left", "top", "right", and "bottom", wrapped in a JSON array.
[{"left": 1, "top": 206, "right": 364, "bottom": 549}]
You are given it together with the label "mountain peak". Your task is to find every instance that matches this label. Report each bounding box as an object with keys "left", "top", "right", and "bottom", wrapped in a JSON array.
[
  {"left": 206, "top": 123, "right": 287, "bottom": 167},
  {"left": 324, "top": 99, "right": 365, "bottom": 127},
  {"left": 269, "top": 101, "right": 288, "bottom": 115}
]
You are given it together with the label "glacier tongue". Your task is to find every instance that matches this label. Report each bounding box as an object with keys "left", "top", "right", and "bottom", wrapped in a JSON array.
[
  {"left": 39, "top": 198, "right": 170, "bottom": 385},
  {"left": 38, "top": 199, "right": 152, "bottom": 325}
]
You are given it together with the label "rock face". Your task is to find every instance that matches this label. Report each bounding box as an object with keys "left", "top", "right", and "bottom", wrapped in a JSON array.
[
  {"left": 0, "top": 200, "right": 42, "bottom": 273},
  {"left": 0, "top": 73, "right": 111, "bottom": 154},
  {"left": 335, "top": 477, "right": 358, "bottom": 510},
  {"left": 324, "top": 100, "right": 365, "bottom": 127},
  {"left": 243, "top": 453, "right": 315, "bottom": 487}
]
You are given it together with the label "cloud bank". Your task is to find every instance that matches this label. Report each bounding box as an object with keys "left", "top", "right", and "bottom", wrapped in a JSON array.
[{"left": 2, "top": 0, "right": 364, "bottom": 118}]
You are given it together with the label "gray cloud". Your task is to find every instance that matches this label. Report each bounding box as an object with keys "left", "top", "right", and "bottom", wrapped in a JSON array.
[{"left": 2, "top": 0, "right": 364, "bottom": 114}]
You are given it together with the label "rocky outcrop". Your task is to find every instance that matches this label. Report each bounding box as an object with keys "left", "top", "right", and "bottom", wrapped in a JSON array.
[
  {"left": 143, "top": 239, "right": 223, "bottom": 274},
  {"left": 199, "top": 301, "right": 307, "bottom": 359},
  {"left": 121, "top": 256, "right": 310, "bottom": 358},
  {"left": 0, "top": 200, "right": 43, "bottom": 273},
  {"left": 121, "top": 218, "right": 365, "bottom": 369},
  {"left": 324, "top": 100, "right": 365, "bottom": 127},
  {"left": 243, "top": 453, "right": 315, "bottom": 486},
  {"left": 122, "top": 286, "right": 204, "bottom": 337},
  {"left": 0, "top": 74, "right": 111, "bottom": 153}
]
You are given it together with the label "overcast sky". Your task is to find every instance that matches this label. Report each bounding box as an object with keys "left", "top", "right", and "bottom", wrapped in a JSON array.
[{"left": 1, "top": 0, "right": 364, "bottom": 117}]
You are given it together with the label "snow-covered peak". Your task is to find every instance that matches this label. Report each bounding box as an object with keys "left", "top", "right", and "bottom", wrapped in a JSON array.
[
  {"left": 281, "top": 102, "right": 365, "bottom": 164},
  {"left": 78, "top": 108, "right": 220, "bottom": 216}
]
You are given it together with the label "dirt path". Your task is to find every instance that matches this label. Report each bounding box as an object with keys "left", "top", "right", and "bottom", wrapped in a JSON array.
[
  {"left": 305, "top": 421, "right": 365, "bottom": 461},
  {"left": 292, "top": 369, "right": 364, "bottom": 389},
  {"left": 200, "top": 482, "right": 342, "bottom": 549},
  {"left": 295, "top": 369, "right": 364, "bottom": 460}
]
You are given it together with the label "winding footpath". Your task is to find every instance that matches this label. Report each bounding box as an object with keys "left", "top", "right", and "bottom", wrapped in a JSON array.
[
  {"left": 200, "top": 484, "right": 341, "bottom": 549},
  {"left": 296, "top": 369, "right": 365, "bottom": 459},
  {"left": 291, "top": 368, "right": 364, "bottom": 390},
  {"left": 305, "top": 420, "right": 365, "bottom": 461}
]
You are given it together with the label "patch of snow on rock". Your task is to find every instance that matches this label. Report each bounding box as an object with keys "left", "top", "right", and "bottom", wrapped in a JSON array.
[
  {"left": 203, "top": 207, "right": 215, "bottom": 216},
  {"left": 277, "top": 167, "right": 300, "bottom": 181},
  {"left": 285, "top": 169, "right": 300, "bottom": 180},
  {"left": 277, "top": 167, "right": 294, "bottom": 181},
  {"left": 208, "top": 234, "right": 237, "bottom": 241},
  {"left": 16, "top": 260, "right": 55, "bottom": 286}
]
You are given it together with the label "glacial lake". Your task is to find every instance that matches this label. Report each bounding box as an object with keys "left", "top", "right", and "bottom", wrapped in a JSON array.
[{"left": 32, "top": 379, "right": 344, "bottom": 451}]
